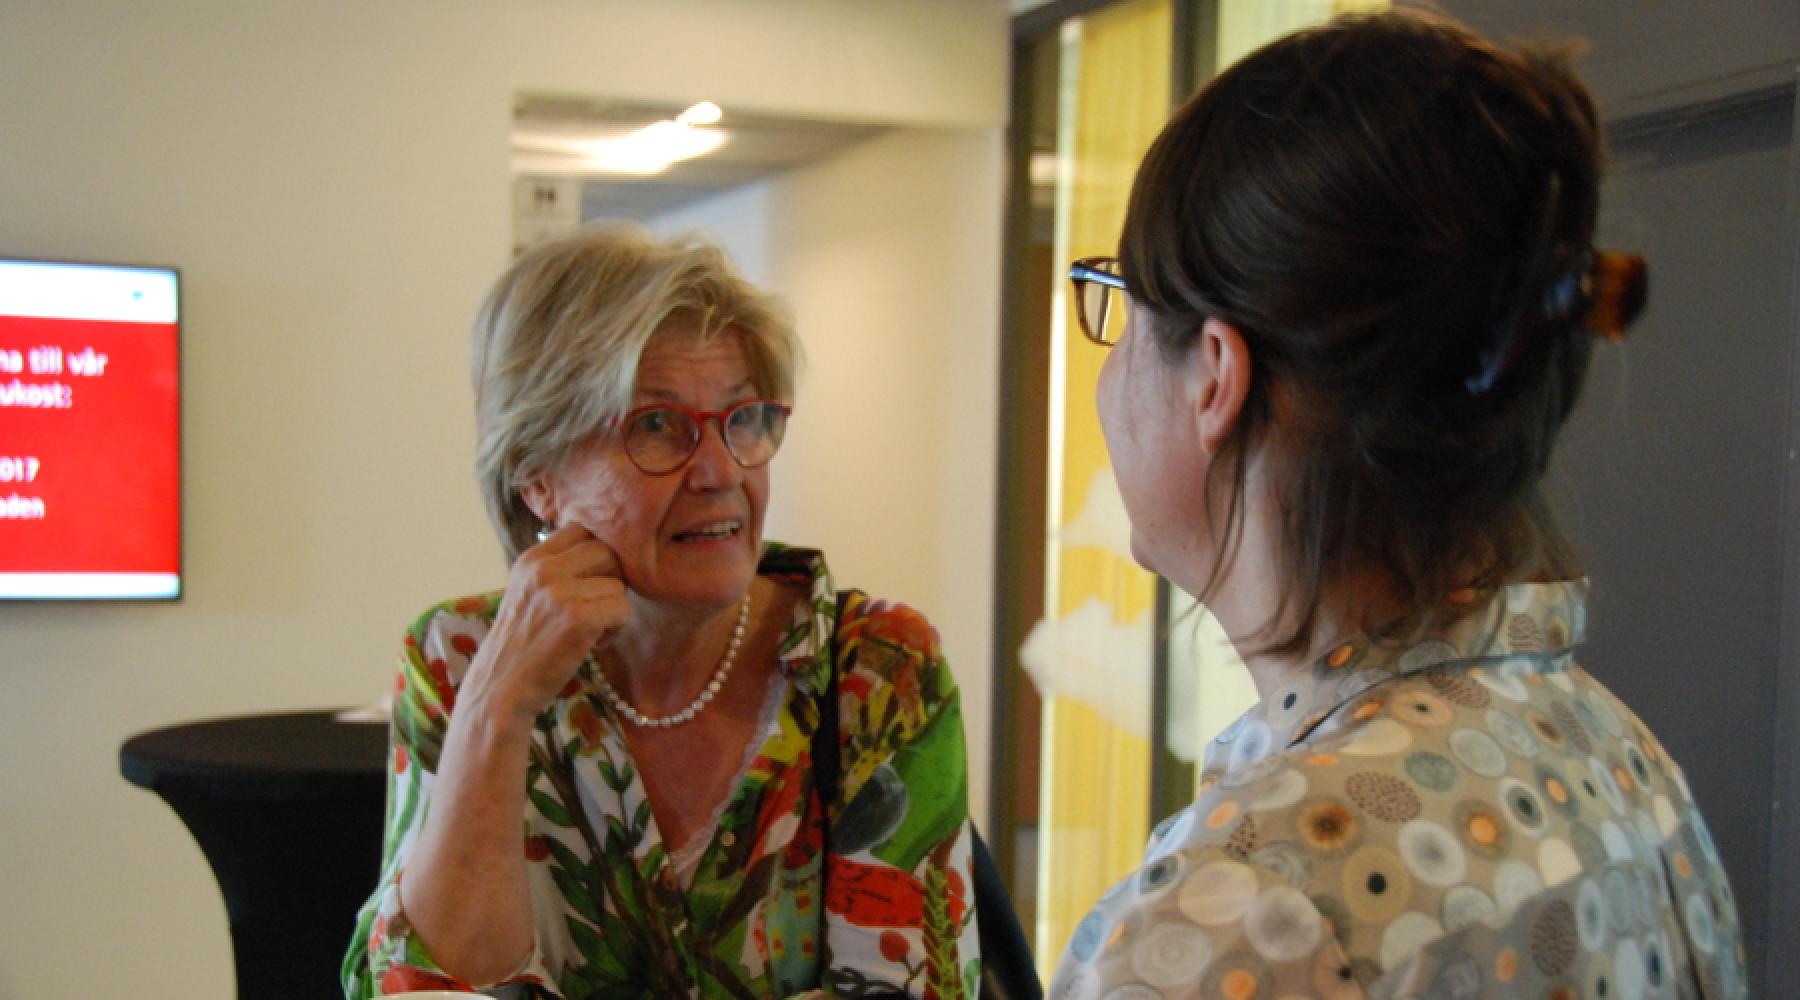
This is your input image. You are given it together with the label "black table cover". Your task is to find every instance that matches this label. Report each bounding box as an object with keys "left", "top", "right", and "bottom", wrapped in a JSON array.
[{"left": 121, "top": 711, "right": 389, "bottom": 1000}]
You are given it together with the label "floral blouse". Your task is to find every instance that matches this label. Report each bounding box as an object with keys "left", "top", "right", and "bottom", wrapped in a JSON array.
[
  {"left": 343, "top": 544, "right": 981, "bottom": 999},
  {"left": 1050, "top": 580, "right": 1747, "bottom": 999}
]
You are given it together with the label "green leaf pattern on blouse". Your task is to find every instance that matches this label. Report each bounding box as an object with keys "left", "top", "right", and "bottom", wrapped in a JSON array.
[{"left": 343, "top": 544, "right": 978, "bottom": 999}]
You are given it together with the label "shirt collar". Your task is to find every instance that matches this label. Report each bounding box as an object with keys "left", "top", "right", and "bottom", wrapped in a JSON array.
[
  {"left": 1206, "top": 579, "right": 1588, "bottom": 764},
  {"left": 756, "top": 541, "right": 837, "bottom": 696}
]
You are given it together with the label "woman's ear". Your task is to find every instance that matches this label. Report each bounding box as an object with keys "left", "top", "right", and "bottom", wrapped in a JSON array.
[
  {"left": 1194, "top": 316, "right": 1252, "bottom": 453},
  {"left": 519, "top": 477, "right": 555, "bottom": 525}
]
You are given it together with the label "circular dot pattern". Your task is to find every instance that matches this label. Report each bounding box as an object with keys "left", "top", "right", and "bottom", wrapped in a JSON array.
[
  {"left": 1297, "top": 798, "right": 1361, "bottom": 856},
  {"left": 1405, "top": 751, "right": 1460, "bottom": 792},
  {"left": 1427, "top": 670, "right": 1491, "bottom": 708},
  {"left": 1250, "top": 842, "right": 1311, "bottom": 888},
  {"left": 1455, "top": 799, "right": 1512, "bottom": 858},
  {"left": 1531, "top": 900, "right": 1579, "bottom": 976},
  {"left": 1440, "top": 884, "right": 1498, "bottom": 932},
  {"left": 1047, "top": 584, "right": 1744, "bottom": 1000},
  {"left": 1128, "top": 921, "right": 1213, "bottom": 988},
  {"left": 1244, "top": 886, "right": 1323, "bottom": 961},
  {"left": 1341, "top": 845, "right": 1412, "bottom": 923},
  {"left": 1448, "top": 728, "right": 1508, "bottom": 777},
  {"left": 1398, "top": 819, "right": 1467, "bottom": 886},
  {"left": 1225, "top": 815, "right": 1260, "bottom": 859},
  {"left": 1506, "top": 613, "right": 1545, "bottom": 652},
  {"left": 1345, "top": 771, "right": 1422, "bottom": 823},
  {"left": 1391, "top": 689, "right": 1455, "bottom": 727},
  {"left": 1554, "top": 701, "right": 1594, "bottom": 755}
]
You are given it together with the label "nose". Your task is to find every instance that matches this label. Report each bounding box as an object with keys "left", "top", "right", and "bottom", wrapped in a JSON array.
[{"left": 683, "top": 419, "right": 742, "bottom": 491}]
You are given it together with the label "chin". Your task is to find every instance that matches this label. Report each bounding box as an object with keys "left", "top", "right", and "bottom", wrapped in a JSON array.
[{"left": 1128, "top": 532, "right": 1159, "bottom": 575}]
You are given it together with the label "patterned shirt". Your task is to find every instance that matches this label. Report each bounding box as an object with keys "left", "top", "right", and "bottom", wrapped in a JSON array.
[
  {"left": 343, "top": 544, "right": 980, "bottom": 999},
  {"left": 1050, "top": 580, "right": 1746, "bottom": 999}
]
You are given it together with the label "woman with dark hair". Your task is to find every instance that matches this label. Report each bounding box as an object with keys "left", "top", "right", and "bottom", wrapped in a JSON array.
[{"left": 1053, "top": 11, "right": 1744, "bottom": 999}]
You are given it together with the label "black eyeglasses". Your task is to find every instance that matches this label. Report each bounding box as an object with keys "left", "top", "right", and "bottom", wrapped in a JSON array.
[
  {"left": 615, "top": 399, "right": 791, "bottom": 476},
  {"left": 1069, "top": 256, "right": 1129, "bottom": 346}
]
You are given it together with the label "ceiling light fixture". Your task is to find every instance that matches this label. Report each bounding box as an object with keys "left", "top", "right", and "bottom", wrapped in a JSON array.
[
  {"left": 510, "top": 101, "right": 729, "bottom": 177},
  {"left": 577, "top": 119, "right": 726, "bottom": 176},
  {"left": 676, "top": 101, "right": 723, "bottom": 126}
]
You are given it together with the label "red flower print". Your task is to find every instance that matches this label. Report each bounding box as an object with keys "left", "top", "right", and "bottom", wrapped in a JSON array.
[
  {"left": 450, "top": 633, "right": 479, "bottom": 657},
  {"left": 880, "top": 929, "right": 910, "bottom": 962},
  {"left": 394, "top": 745, "right": 409, "bottom": 775},
  {"left": 453, "top": 595, "right": 487, "bottom": 614},
  {"left": 755, "top": 767, "right": 805, "bottom": 855},
  {"left": 568, "top": 699, "right": 605, "bottom": 750},
  {"left": 379, "top": 965, "right": 469, "bottom": 993},
  {"left": 524, "top": 835, "right": 552, "bottom": 861},
  {"left": 825, "top": 857, "right": 926, "bottom": 927},
  {"left": 427, "top": 658, "right": 455, "bottom": 705},
  {"left": 945, "top": 867, "right": 968, "bottom": 925},
  {"left": 858, "top": 604, "right": 939, "bottom": 655},
  {"left": 894, "top": 660, "right": 921, "bottom": 704}
]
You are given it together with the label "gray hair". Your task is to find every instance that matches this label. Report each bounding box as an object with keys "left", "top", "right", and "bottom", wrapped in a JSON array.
[{"left": 471, "top": 221, "right": 800, "bottom": 563}]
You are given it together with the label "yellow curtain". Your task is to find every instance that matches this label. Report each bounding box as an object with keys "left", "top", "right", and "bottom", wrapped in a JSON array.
[
  {"left": 1030, "top": 0, "right": 1388, "bottom": 978},
  {"left": 1036, "top": 0, "right": 1171, "bottom": 976},
  {"left": 1216, "top": 0, "right": 1389, "bottom": 70}
]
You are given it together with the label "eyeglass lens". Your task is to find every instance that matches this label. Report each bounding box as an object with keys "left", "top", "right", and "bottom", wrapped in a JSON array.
[
  {"left": 623, "top": 401, "right": 789, "bottom": 474},
  {"left": 1075, "top": 259, "right": 1127, "bottom": 344}
]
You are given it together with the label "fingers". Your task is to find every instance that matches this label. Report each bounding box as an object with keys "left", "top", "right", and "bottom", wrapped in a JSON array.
[
  {"left": 562, "top": 574, "right": 630, "bottom": 628},
  {"left": 530, "top": 520, "right": 593, "bottom": 555},
  {"left": 477, "top": 540, "right": 630, "bottom": 715},
  {"left": 539, "top": 521, "right": 618, "bottom": 573},
  {"left": 512, "top": 523, "right": 630, "bottom": 640},
  {"left": 527, "top": 522, "right": 623, "bottom": 582}
]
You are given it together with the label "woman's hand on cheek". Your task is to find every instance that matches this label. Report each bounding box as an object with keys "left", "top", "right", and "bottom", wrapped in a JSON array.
[{"left": 465, "top": 522, "right": 631, "bottom": 722}]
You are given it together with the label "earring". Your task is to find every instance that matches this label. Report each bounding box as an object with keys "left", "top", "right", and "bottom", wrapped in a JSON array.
[{"left": 535, "top": 521, "right": 555, "bottom": 544}]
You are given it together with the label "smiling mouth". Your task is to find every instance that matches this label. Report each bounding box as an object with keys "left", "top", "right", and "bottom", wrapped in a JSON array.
[{"left": 673, "top": 519, "right": 742, "bottom": 543}]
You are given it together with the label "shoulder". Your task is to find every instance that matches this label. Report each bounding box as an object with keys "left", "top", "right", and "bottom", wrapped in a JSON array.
[
  {"left": 835, "top": 591, "right": 951, "bottom": 695},
  {"left": 400, "top": 591, "right": 503, "bottom": 687},
  {"left": 839, "top": 592, "right": 943, "bottom": 658},
  {"left": 405, "top": 591, "right": 502, "bottom": 643}
]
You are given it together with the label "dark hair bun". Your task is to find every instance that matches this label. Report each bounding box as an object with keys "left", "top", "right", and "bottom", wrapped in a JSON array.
[{"left": 1117, "top": 9, "right": 1635, "bottom": 651}]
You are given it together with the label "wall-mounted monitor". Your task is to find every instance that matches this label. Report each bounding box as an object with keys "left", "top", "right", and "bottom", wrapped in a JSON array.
[{"left": 0, "top": 259, "right": 180, "bottom": 600}]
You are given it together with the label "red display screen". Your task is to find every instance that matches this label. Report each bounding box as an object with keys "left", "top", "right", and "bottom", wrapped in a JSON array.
[{"left": 0, "top": 261, "right": 180, "bottom": 599}]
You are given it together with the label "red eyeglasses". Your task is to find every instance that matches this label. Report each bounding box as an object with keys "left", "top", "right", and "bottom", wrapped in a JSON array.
[{"left": 614, "top": 399, "right": 792, "bottom": 476}]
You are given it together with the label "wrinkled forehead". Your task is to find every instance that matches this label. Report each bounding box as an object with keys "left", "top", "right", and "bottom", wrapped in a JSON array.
[{"left": 629, "top": 317, "right": 768, "bottom": 401}]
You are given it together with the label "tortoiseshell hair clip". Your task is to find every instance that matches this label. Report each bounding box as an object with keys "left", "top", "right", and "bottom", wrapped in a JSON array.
[{"left": 1468, "top": 248, "right": 1649, "bottom": 394}]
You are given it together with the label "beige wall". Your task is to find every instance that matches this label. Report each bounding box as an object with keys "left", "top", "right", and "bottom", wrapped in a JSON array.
[
  {"left": 0, "top": 2, "right": 1007, "bottom": 996},
  {"left": 655, "top": 125, "right": 1007, "bottom": 824}
]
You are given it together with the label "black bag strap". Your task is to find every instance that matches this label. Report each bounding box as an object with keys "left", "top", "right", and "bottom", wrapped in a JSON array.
[
  {"left": 812, "top": 590, "right": 1042, "bottom": 1000},
  {"left": 813, "top": 590, "right": 848, "bottom": 815}
]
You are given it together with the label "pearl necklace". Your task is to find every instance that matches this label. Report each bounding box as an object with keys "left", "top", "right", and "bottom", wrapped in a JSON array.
[{"left": 595, "top": 596, "right": 750, "bottom": 728}]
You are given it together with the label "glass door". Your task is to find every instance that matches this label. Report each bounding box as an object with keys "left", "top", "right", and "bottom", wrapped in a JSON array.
[{"left": 992, "top": 0, "right": 1387, "bottom": 982}]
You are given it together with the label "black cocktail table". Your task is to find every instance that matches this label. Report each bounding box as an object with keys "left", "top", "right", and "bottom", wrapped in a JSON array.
[{"left": 121, "top": 711, "right": 389, "bottom": 1000}]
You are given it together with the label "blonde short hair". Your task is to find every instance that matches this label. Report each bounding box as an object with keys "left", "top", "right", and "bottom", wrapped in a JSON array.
[{"left": 471, "top": 222, "right": 800, "bottom": 563}]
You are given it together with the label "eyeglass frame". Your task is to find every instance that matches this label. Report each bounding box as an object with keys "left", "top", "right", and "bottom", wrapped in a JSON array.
[
  {"left": 610, "top": 398, "right": 793, "bottom": 476},
  {"left": 1069, "top": 256, "right": 1129, "bottom": 346}
]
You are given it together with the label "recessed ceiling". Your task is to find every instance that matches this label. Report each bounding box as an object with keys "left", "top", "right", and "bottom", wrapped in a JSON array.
[{"left": 512, "top": 93, "right": 886, "bottom": 221}]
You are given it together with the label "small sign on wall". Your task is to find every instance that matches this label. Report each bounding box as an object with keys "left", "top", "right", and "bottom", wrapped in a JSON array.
[{"left": 511, "top": 176, "right": 583, "bottom": 254}]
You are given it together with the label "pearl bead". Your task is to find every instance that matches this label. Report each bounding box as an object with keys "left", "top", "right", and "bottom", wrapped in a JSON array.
[{"left": 591, "top": 595, "right": 750, "bottom": 728}]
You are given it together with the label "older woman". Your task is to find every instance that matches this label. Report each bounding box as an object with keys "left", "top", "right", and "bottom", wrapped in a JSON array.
[
  {"left": 1052, "top": 11, "right": 1745, "bottom": 1000},
  {"left": 343, "top": 224, "right": 978, "bottom": 999}
]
